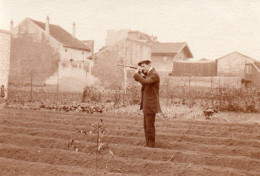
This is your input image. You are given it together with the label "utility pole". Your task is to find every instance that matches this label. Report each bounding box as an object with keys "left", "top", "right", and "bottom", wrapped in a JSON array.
[
  {"left": 124, "top": 42, "right": 128, "bottom": 94},
  {"left": 57, "top": 63, "right": 59, "bottom": 99}
]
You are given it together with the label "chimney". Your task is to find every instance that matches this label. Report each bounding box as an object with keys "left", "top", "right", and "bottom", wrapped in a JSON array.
[
  {"left": 72, "top": 22, "right": 76, "bottom": 38},
  {"left": 45, "top": 16, "right": 50, "bottom": 34},
  {"left": 10, "top": 19, "right": 13, "bottom": 32},
  {"left": 154, "top": 36, "right": 158, "bottom": 42}
]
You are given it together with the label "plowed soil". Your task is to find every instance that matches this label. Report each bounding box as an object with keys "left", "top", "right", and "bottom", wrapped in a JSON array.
[{"left": 0, "top": 108, "right": 259, "bottom": 176}]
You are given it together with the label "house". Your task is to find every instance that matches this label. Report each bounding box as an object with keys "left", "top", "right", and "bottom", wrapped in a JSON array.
[
  {"left": 92, "top": 29, "right": 154, "bottom": 88},
  {"left": 151, "top": 42, "right": 193, "bottom": 73},
  {"left": 9, "top": 17, "right": 94, "bottom": 92},
  {"left": 244, "top": 61, "right": 260, "bottom": 88},
  {"left": 93, "top": 37, "right": 151, "bottom": 88},
  {"left": 216, "top": 51, "right": 256, "bottom": 77},
  {"left": 0, "top": 29, "right": 11, "bottom": 98},
  {"left": 104, "top": 29, "right": 193, "bottom": 74},
  {"left": 94, "top": 29, "right": 193, "bottom": 88}
]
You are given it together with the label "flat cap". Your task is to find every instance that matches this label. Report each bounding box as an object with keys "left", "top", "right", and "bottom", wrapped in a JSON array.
[{"left": 137, "top": 59, "right": 152, "bottom": 66}]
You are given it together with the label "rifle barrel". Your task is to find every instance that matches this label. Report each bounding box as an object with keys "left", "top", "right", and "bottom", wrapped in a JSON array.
[{"left": 117, "top": 64, "right": 137, "bottom": 69}]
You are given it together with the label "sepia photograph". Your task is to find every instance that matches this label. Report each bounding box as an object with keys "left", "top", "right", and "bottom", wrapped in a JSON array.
[{"left": 0, "top": 0, "right": 259, "bottom": 175}]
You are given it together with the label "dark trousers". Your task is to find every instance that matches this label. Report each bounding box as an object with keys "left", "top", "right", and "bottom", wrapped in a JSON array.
[{"left": 144, "top": 113, "right": 156, "bottom": 148}]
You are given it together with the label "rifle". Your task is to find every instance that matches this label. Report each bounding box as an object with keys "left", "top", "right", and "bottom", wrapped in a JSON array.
[{"left": 117, "top": 63, "right": 138, "bottom": 70}]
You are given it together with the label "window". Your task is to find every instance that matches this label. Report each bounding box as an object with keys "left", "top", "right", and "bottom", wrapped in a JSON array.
[
  {"left": 246, "top": 65, "right": 252, "bottom": 74},
  {"left": 65, "top": 48, "right": 68, "bottom": 52},
  {"left": 82, "top": 52, "right": 84, "bottom": 55}
]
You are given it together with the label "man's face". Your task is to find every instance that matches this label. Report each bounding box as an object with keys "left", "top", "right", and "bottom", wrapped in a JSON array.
[{"left": 140, "top": 63, "right": 151, "bottom": 74}]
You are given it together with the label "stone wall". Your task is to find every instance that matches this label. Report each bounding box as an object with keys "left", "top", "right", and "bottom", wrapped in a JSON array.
[{"left": 0, "top": 30, "right": 11, "bottom": 98}]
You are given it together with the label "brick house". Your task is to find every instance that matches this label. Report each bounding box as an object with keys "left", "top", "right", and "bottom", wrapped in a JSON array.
[
  {"left": 9, "top": 17, "right": 94, "bottom": 92},
  {"left": 151, "top": 42, "right": 193, "bottom": 73},
  {"left": 0, "top": 29, "right": 11, "bottom": 98}
]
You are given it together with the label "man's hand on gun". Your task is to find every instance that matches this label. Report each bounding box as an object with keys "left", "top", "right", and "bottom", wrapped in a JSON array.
[
  {"left": 136, "top": 67, "right": 142, "bottom": 75},
  {"left": 117, "top": 63, "right": 144, "bottom": 76}
]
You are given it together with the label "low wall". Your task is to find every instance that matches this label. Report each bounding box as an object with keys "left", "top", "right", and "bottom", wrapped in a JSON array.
[{"left": 160, "top": 74, "right": 242, "bottom": 89}]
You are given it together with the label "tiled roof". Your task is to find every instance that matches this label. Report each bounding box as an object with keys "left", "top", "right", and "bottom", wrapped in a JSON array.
[
  {"left": 31, "top": 19, "right": 91, "bottom": 51},
  {"left": 152, "top": 42, "right": 186, "bottom": 54}
]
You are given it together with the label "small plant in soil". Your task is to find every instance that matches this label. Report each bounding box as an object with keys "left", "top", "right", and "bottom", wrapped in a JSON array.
[{"left": 67, "top": 118, "right": 113, "bottom": 174}]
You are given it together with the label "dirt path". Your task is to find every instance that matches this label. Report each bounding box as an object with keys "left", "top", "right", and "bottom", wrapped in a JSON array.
[{"left": 0, "top": 108, "right": 259, "bottom": 175}]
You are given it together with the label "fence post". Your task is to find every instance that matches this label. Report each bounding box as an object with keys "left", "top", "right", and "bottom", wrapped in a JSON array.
[
  {"left": 57, "top": 63, "right": 60, "bottom": 102},
  {"left": 188, "top": 76, "right": 191, "bottom": 88},
  {"left": 30, "top": 69, "right": 33, "bottom": 102},
  {"left": 188, "top": 76, "right": 191, "bottom": 105},
  {"left": 188, "top": 75, "right": 191, "bottom": 95},
  {"left": 123, "top": 42, "right": 127, "bottom": 94},
  {"left": 166, "top": 76, "right": 169, "bottom": 106},
  {"left": 211, "top": 77, "right": 213, "bottom": 106}
]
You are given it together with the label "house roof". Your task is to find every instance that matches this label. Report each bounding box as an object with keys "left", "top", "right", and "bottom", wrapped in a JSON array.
[
  {"left": 176, "top": 59, "right": 214, "bottom": 63},
  {"left": 151, "top": 42, "right": 193, "bottom": 57},
  {"left": 30, "top": 19, "right": 91, "bottom": 51},
  {"left": 96, "top": 37, "right": 150, "bottom": 55},
  {"left": 216, "top": 51, "right": 256, "bottom": 61},
  {"left": 152, "top": 42, "right": 184, "bottom": 53}
]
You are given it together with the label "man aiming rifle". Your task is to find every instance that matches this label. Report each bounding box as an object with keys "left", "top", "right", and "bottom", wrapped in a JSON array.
[
  {"left": 118, "top": 60, "right": 161, "bottom": 148},
  {"left": 135, "top": 59, "right": 161, "bottom": 148}
]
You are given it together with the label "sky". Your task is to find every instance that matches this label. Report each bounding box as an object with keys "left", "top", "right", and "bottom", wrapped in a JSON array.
[{"left": 1, "top": 0, "right": 260, "bottom": 60}]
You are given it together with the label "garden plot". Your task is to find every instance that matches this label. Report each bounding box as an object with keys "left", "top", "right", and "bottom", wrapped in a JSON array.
[{"left": 0, "top": 108, "right": 259, "bottom": 176}]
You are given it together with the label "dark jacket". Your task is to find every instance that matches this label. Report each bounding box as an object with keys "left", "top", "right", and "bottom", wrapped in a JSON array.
[{"left": 134, "top": 68, "right": 161, "bottom": 114}]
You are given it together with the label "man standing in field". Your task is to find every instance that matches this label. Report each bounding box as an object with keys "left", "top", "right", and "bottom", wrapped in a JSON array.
[{"left": 133, "top": 59, "right": 161, "bottom": 148}]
